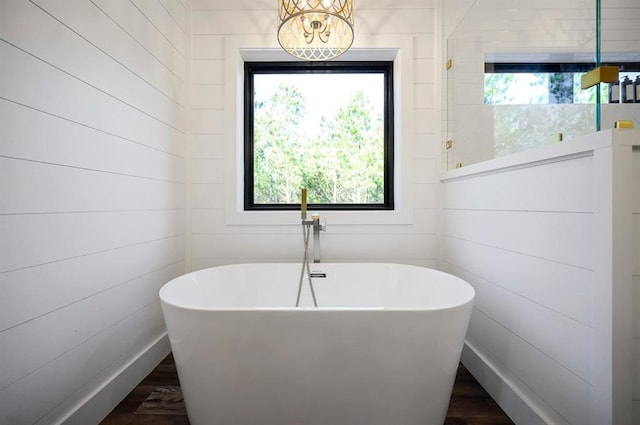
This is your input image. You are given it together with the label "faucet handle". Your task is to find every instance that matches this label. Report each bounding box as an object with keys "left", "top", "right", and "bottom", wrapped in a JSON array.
[
  {"left": 311, "top": 214, "right": 326, "bottom": 231},
  {"left": 301, "top": 188, "right": 307, "bottom": 219}
]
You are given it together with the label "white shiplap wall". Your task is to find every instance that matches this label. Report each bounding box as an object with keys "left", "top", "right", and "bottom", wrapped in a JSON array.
[
  {"left": 0, "top": 1, "right": 187, "bottom": 424},
  {"left": 442, "top": 131, "right": 639, "bottom": 425},
  {"left": 189, "top": 0, "right": 441, "bottom": 269},
  {"left": 442, "top": 153, "right": 594, "bottom": 425},
  {"left": 633, "top": 147, "right": 640, "bottom": 423}
]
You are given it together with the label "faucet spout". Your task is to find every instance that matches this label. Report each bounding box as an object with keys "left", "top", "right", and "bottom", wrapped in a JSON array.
[{"left": 311, "top": 214, "right": 325, "bottom": 263}]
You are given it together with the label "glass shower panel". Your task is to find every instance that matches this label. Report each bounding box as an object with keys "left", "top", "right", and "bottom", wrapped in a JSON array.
[
  {"left": 600, "top": 0, "right": 640, "bottom": 130},
  {"left": 446, "top": 0, "right": 597, "bottom": 169}
]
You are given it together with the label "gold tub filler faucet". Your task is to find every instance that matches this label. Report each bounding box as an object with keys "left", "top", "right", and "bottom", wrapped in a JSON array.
[{"left": 296, "top": 188, "right": 326, "bottom": 307}]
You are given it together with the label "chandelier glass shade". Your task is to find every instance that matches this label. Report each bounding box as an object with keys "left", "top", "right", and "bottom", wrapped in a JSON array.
[{"left": 277, "top": 0, "right": 354, "bottom": 61}]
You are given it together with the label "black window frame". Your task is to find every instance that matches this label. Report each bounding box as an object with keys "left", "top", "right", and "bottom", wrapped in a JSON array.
[{"left": 244, "top": 61, "right": 394, "bottom": 211}]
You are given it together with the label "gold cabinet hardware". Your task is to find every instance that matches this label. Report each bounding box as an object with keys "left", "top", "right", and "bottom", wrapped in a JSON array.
[
  {"left": 455, "top": 162, "right": 463, "bottom": 169},
  {"left": 446, "top": 59, "right": 452, "bottom": 70},
  {"left": 445, "top": 140, "right": 453, "bottom": 150}
]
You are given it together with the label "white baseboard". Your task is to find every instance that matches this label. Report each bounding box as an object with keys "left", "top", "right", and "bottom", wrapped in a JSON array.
[
  {"left": 461, "top": 342, "right": 567, "bottom": 425},
  {"left": 55, "top": 333, "right": 171, "bottom": 425}
]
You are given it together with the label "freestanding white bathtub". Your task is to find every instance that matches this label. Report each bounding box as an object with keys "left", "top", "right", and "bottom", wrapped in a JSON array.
[{"left": 159, "top": 263, "right": 474, "bottom": 425}]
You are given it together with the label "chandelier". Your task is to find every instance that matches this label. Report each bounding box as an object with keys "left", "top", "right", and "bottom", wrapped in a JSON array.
[{"left": 277, "top": 0, "right": 354, "bottom": 61}]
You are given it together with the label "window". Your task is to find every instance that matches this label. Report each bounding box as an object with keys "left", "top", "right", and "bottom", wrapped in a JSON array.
[
  {"left": 244, "top": 61, "right": 394, "bottom": 211},
  {"left": 484, "top": 62, "right": 640, "bottom": 105}
]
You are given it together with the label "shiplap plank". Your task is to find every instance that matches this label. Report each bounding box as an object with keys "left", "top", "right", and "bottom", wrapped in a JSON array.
[
  {"left": 443, "top": 236, "right": 592, "bottom": 325},
  {"left": 490, "top": 30, "right": 594, "bottom": 48},
  {"left": 191, "top": 158, "right": 225, "bottom": 183},
  {"left": 1, "top": 210, "right": 184, "bottom": 273},
  {"left": 413, "top": 34, "right": 435, "bottom": 59},
  {"left": 634, "top": 213, "right": 640, "bottom": 276},
  {"left": 192, "top": 9, "right": 288, "bottom": 34},
  {"left": 191, "top": 209, "right": 289, "bottom": 235},
  {"left": 192, "top": 0, "right": 433, "bottom": 9},
  {"left": 412, "top": 158, "right": 438, "bottom": 184},
  {"left": 412, "top": 183, "right": 439, "bottom": 209},
  {"left": 357, "top": 9, "right": 435, "bottom": 35},
  {"left": 190, "top": 109, "right": 225, "bottom": 134},
  {"left": 414, "top": 58, "right": 436, "bottom": 84},
  {"left": 633, "top": 150, "right": 640, "bottom": 213},
  {"left": 191, "top": 84, "right": 224, "bottom": 109},
  {"left": 634, "top": 338, "right": 640, "bottom": 401},
  {"left": 192, "top": 34, "right": 224, "bottom": 59},
  {"left": 0, "top": 157, "right": 184, "bottom": 214},
  {"left": 192, "top": 233, "right": 307, "bottom": 261},
  {"left": 0, "top": 41, "right": 184, "bottom": 157},
  {"left": 414, "top": 83, "right": 436, "bottom": 109},
  {"left": 305, "top": 233, "right": 432, "bottom": 260},
  {"left": 192, "top": 59, "right": 224, "bottom": 84},
  {"left": 192, "top": 9, "right": 434, "bottom": 35},
  {"left": 0, "top": 262, "right": 182, "bottom": 391},
  {"left": 459, "top": 6, "right": 590, "bottom": 32},
  {"left": 190, "top": 258, "right": 440, "bottom": 272},
  {"left": 446, "top": 262, "right": 591, "bottom": 381},
  {"left": 413, "top": 133, "right": 441, "bottom": 159},
  {"left": 467, "top": 309, "right": 591, "bottom": 425},
  {"left": 635, "top": 275, "right": 640, "bottom": 338},
  {"left": 192, "top": 233, "right": 437, "bottom": 261},
  {"left": 190, "top": 134, "right": 225, "bottom": 159},
  {"left": 443, "top": 209, "right": 592, "bottom": 269},
  {"left": 191, "top": 208, "right": 438, "bottom": 236},
  {"left": 192, "top": 0, "right": 279, "bottom": 9},
  {"left": 191, "top": 184, "right": 225, "bottom": 209},
  {"left": 0, "top": 236, "right": 183, "bottom": 332},
  {"left": 601, "top": 12, "right": 640, "bottom": 28},
  {"left": 443, "top": 155, "right": 593, "bottom": 213},
  {"left": 414, "top": 108, "right": 437, "bottom": 133},
  {"left": 189, "top": 259, "right": 283, "bottom": 271}
]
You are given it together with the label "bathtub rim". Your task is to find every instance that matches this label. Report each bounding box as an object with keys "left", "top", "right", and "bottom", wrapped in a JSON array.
[{"left": 159, "top": 262, "right": 475, "bottom": 313}]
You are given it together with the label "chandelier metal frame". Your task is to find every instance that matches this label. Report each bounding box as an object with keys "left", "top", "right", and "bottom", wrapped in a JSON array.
[{"left": 277, "top": 0, "right": 354, "bottom": 61}]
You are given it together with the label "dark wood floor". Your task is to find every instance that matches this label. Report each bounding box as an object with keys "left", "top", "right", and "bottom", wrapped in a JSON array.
[{"left": 101, "top": 354, "right": 514, "bottom": 425}]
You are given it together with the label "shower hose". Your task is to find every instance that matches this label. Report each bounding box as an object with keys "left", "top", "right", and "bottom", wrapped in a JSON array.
[{"left": 295, "top": 222, "right": 318, "bottom": 307}]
